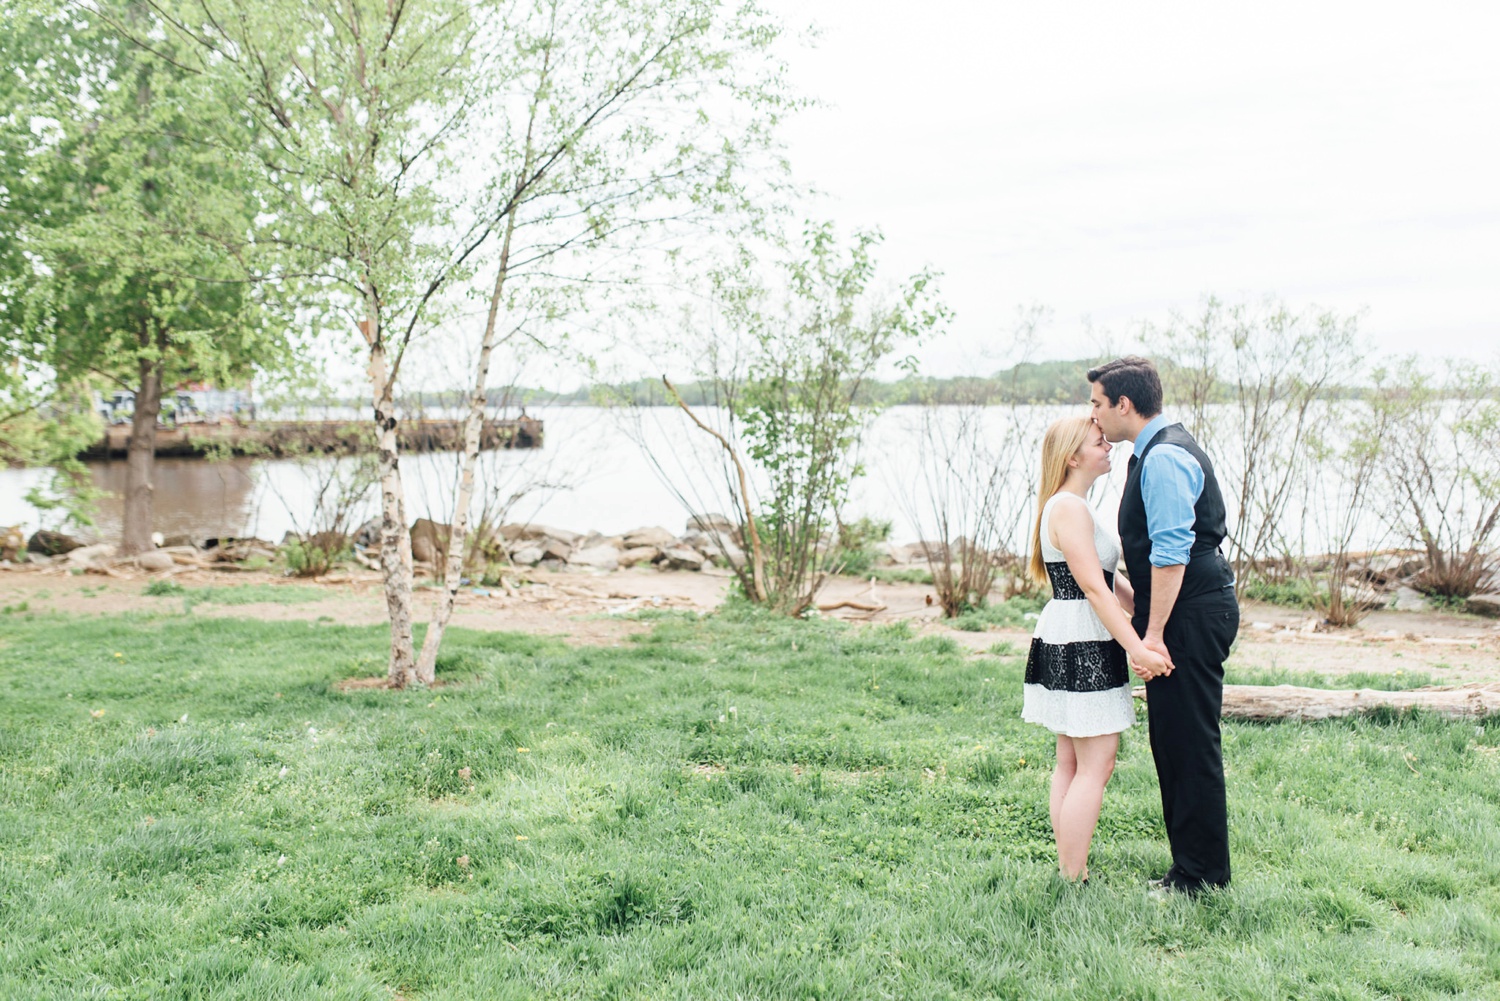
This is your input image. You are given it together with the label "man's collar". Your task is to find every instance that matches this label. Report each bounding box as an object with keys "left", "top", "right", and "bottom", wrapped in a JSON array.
[{"left": 1136, "top": 413, "right": 1171, "bottom": 450}]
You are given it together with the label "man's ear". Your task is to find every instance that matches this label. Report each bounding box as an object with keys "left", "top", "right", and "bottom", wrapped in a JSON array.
[{"left": 1116, "top": 395, "right": 1134, "bottom": 416}]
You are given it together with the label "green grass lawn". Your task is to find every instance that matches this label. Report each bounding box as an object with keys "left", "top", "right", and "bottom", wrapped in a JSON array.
[{"left": 1, "top": 608, "right": 1497, "bottom": 1000}]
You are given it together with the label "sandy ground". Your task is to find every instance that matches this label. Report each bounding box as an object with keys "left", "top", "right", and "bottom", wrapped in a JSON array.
[{"left": 3, "top": 562, "right": 1498, "bottom": 684}]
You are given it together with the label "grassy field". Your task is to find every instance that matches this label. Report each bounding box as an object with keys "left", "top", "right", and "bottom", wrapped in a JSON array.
[{"left": 1, "top": 604, "right": 1498, "bottom": 1000}]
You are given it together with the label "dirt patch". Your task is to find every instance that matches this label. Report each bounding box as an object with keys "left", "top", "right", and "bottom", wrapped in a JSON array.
[
  {"left": 334, "top": 676, "right": 399, "bottom": 692},
  {"left": 3, "top": 562, "right": 1497, "bottom": 680}
]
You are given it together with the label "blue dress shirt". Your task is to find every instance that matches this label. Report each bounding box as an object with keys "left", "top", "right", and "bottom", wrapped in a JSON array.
[{"left": 1134, "top": 414, "right": 1204, "bottom": 568}]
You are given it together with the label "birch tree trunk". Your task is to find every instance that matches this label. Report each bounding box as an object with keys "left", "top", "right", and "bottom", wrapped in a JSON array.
[
  {"left": 413, "top": 210, "right": 520, "bottom": 685},
  {"left": 121, "top": 342, "right": 163, "bottom": 555},
  {"left": 365, "top": 304, "right": 417, "bottom": 687}
]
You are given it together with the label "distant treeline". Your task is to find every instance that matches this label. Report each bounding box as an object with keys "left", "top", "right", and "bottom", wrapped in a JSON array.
[
  {"left": 416, "top": 360, "right": 1099, "bottom": 409},
  {"left": 412, "top": 357, "right": 1387, "bottom": 410}
]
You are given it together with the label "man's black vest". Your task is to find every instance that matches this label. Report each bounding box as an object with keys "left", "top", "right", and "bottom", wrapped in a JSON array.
[{"left": 1118, "top": 423, "right": 1234, "bottom": 621}]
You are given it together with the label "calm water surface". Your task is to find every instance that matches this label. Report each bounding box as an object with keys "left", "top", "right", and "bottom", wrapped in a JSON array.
[{"left": 0, "top": 405, "right": 1389, "bottom": 553}]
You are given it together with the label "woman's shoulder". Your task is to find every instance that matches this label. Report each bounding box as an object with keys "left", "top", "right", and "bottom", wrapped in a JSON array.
[
  {"left": 1045, "top": 491, "right": 1092, "bottom": 513},
  {"left": 1044, "top": 492, "right": 1095, "bottom": 532}
]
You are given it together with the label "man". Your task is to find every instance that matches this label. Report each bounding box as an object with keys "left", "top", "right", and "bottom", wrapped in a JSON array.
[{"left": 1088, "top": 356, "right": 1238, "bottom": 895}]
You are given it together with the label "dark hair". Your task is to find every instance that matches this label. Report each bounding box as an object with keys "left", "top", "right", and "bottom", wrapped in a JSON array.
[{"left": 1086, "top": 356, "right": 1163, "bottom": 417}]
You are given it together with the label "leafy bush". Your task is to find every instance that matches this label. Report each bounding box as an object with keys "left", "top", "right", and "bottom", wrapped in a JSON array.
[
  {"left": 868, "top": 566, "right": 934, "bottom": 585},
  {"left": 950, "top": 593, "right": 1047, "bottom": 632},
  {"left": 1239, "top": 575, "right": 1320, "bottom": 609},
  {"left": 283, "top": 533, "right": 347, "bottom": 577},
  {"left": 829, "top": 516, "right": 891, "bottom": 576}
]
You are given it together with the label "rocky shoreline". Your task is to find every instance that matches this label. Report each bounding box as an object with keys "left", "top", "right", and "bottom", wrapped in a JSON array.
[{"left": 5, "top": 518, "right": 1499, "bottom": 620}]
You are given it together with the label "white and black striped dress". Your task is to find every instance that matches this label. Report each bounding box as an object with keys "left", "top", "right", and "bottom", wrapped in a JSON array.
[{"left": 1022, "top": 493, "right": 1135, "bottom": 737}]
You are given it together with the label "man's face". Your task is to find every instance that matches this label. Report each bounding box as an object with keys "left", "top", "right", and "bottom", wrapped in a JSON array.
[{"left": 1089, "top": 382, "right": 1128, "bottom": 442}]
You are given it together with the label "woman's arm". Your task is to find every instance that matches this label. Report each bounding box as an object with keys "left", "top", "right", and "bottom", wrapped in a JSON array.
[{"left": 1049, "top": 499, "right": 1171, "bottom": 679}]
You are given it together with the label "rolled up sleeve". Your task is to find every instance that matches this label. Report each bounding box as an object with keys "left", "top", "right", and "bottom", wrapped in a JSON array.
[{"left": 1140, "top": 445, "right": 1204, "bottom": 567}]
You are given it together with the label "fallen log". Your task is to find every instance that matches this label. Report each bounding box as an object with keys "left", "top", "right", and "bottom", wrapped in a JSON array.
[
  {"left": 1134, "top": 682, "right": 1500, "bottom": 720},
  {"left": 816, "top": 600, "right": 887, "bottom": 613}
]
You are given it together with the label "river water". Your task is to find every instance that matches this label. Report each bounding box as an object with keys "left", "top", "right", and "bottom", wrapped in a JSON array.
[{"left": 0, "top": 404, "right": 1392, "bottom": 554}]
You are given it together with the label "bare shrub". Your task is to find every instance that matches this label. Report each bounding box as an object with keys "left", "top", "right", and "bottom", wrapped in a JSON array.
[
  {"left": 1371, "top": 358, "right": 1500, "bottom": 599},
  {"left": 266, "top": 448, "right": 380, "bottom": 577},
  {"left": 1293, "top": 401, "right": 1392, "bottom": 627},
  {"left": 1146, "top": 297, "right": 1357, "bottom": 583},
  {"left": 899, "top": 403, "right": 1043, "bottom": 616}
]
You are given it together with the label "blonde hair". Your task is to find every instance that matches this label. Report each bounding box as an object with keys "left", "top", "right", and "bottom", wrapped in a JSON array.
[{"left": 1028, "top": 416, "right": 1096, "bottom": 583}]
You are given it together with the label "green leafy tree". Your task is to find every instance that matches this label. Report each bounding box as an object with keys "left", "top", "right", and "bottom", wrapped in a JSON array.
[
  {"left": 414, "top": 0, "right": 800, "bottom": 681},
  {"left": 0, "top": 1, "right": 288, "bottom": 552},
  {"left": 147, "top": 0, "right": 493, "bottom": 683}
]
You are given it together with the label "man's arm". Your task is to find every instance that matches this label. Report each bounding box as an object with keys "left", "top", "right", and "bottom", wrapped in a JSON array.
[
  {"left": 1140, "top": 444, "right": 1204, "bottom": 661},
  {"left": 1146, "top": 565, "right": 1185, "bottom": 649}
]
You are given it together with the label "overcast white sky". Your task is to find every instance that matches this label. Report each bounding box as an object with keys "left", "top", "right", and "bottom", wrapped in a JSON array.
[{"left": 759, "top": 0, "right": 1500, "bottom": 374}]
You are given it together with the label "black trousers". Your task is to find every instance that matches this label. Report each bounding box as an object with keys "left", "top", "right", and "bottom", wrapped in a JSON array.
[{"left": 1136, "top": 587, "right": 1238, "bottom": 890}]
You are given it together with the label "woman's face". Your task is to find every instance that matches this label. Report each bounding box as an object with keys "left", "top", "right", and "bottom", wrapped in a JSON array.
[{"left": 1073, "top": 427, "right": 1113, "bottom": 477}]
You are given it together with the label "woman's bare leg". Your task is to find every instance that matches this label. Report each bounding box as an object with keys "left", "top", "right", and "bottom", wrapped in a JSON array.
[
  {"left": 1050, "top": 734, "right": 1077, "bottom": 851},
  {"left": 1056, "top": 732, "right": 1120, "bottom": 880}
]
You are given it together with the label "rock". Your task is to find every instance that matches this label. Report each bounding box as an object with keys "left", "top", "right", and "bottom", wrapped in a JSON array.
[
  {"left": 500, "top": 523, "right": 580, "bottom": 545},
  {"left": 1, "top": 524, "right": 24, "bottom": 561},
  {"left": 212, "top": 538, "right": 278, "bottom": 563},
  {"left": 699, "top": 535, "right": 747, "bottom": 569},
  {"left": 714, "top": 543, "right": 747, "bottom": 569},
  {"left": 538, "top": 537, "right": 573, "bottom": 562},
  {"left": 410, "top": 518, "right": 450, "bottom": 565},
  {"left": 617, "top": 546, "right": 659, "bottom": 568},
  {"left": 570, "top": 544, "right": 621, "bottom": 571},
  {"left": 1359, "top": 552, "right": 1427, "bottom": 585},
  {"left": 1465, "top": 594, "right": 1500, "bottom": 619},
  {"left": 657, "top": 546, "right": 706, "bottom": 571},
  {"left": 912, "top": 540, "right": 950, "bottom": 561},
  {"left": 135, "top": 551, "right": 175, "bottom": 572},
  {"left": 622, "top": 526, "right": 676, "bottom": 549},
  {"left": 67, "top": 543, "right": 115, "bottom": 567},
  {"left": 686, "top": 513, "right": 736, "bottom": 534},
  {"left": 677, "top": 529, "right": 711, "bottom": 551},
  {"left": 1391, "top": 586, "right": 1427, "bottom": 612},
  {"left": 351, "top": 518, "right": 382, "bottom": 549},
  {"left": 28, "top": 529, "right": 85, "bottom": 556},
  {"left": 576, "top": 532, "right": 625, "bottom": 551},
  {"left": 160, "top": 533, "right": 201, "bottom": 549},
  {"left": 511, "top": 546, "right": 544, "bottom": 566}
]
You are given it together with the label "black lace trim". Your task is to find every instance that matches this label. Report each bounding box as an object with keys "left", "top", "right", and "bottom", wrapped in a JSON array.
[
  {"left": 1025, "top": 638, "right": 1129, "bottom": 693},
  {"left": 1045, "top": 561, "right": 1114, "bottom": 601}
]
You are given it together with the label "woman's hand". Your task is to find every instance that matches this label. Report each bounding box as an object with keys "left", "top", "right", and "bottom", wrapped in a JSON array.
[{"left": 1131, "top": 645, "right": 1173, "bottom": 681}]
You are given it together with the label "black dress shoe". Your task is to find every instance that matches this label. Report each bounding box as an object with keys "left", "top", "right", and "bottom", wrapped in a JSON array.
[{"left": 1147, "top": 865, "right": 1182, "bottom": 891}]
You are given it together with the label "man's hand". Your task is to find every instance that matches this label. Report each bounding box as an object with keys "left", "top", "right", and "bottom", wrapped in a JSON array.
[{"left": 1139, "top": 635, "right": 1174, "bottom": 679}]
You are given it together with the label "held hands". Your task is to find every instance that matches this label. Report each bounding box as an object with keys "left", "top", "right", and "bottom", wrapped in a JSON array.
[{"left": 1131, "top": 637, "right": 1174, "bottom": 681}]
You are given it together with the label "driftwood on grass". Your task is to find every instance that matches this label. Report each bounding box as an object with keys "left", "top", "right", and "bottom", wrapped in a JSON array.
[
  {"left": 816, "top": 599, "right": 886, "bottom": 613},
  {"left": 1135, "top": 682, "right": 1500, "bottom": 720}
]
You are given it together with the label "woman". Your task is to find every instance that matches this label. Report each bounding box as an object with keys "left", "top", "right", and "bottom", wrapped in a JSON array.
[{"left": 1023, "top": 417, "right": 1172, "bottom": 883}]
